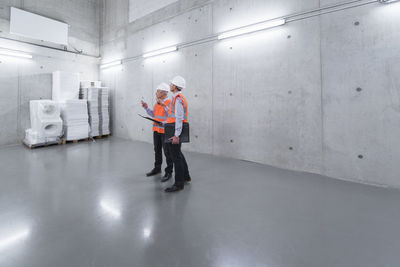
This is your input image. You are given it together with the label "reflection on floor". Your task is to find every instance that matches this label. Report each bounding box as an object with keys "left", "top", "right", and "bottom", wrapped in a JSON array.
[{"left": 0, "top": 138, "right": 399, "bottom": 267}]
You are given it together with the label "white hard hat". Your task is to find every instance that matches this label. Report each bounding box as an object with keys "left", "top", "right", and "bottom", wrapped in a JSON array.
[
  {"left": 170, "top": 76, "right": 186, "bottom": 89},
  {"left": 157, "top": 83, "right": 170, "bottom": 92}
]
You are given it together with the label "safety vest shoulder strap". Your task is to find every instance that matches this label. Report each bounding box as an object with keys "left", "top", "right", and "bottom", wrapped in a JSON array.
[{"left": 172, "top": 94, "right": 187, "bottom": 112}]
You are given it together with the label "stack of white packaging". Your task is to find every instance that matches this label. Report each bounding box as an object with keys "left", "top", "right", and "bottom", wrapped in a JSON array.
[
  {"left": 80, "top": 88, "right": 100, "bottom": 137},
  {"left": 80, "top": 82, "right": 110, "bottom": 137},
  {"left": 52, "top": 71, "right": 89, "bottom": 141},
  {"left": 24, "top": 100, "right": 63, "bottom": 145},
  {"left": 100, "top": 88, "right": 110, "bottom": 135},
  {"left": 60, "top": 100, "right": 89, "bottom": 141},
  {"left": 81, "top": 81, "right": 101, "bottom": 88}
]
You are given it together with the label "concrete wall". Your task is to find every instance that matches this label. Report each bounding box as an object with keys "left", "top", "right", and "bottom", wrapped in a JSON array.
[
  {"left": 0, "top": 0, "right": 100, "bottom": 146},
  {"left": 100, "top": 0, "right": 400, "bottom": 188}
]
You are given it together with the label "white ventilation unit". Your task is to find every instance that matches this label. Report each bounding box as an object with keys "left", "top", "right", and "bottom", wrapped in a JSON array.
[{"left": 10, "top": 7, "right": 69, "bottom": 46}]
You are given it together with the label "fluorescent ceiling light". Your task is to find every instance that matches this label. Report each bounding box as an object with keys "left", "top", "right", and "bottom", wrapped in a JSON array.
[
  {"left": 0, "top": 48, "right": 33, "bottom": 59},
  {"left": 100, "top": 60, "right": 122, "bottom": 69},
  {"left": 378, "top": 0, "right": 400, "bottom": 3},
  {"left": 143, "top": 46, "right": 177, "bottom": 58},
  {"left": 218, "top": 19, "right": 286, "bottom": 40},
  {"left": 0, "top": 228, "right": 30, "bottom": 250}
]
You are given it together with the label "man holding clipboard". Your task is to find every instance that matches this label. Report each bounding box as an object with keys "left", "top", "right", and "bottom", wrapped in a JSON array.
[
  {"left": 141, "top": 83, "right": 174, "bottom": 182},
  {"left": 164, "top": 76, "right": 191, "bottom": 193}
]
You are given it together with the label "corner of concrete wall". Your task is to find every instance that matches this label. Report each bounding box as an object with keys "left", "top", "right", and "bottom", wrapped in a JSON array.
[{"left": 0, "top": 0, "right": 101, "bottom": 147}]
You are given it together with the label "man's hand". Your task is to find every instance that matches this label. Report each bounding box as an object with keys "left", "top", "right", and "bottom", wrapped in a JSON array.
[
  {"left": 141, "top": 100, "right": 148, "bottom": 109},
  {"left": 157, "top": 99, "right": 166, "bottom": 107},
  {"left": 169, "top": 136, "right": 180, "bottom": 144}
]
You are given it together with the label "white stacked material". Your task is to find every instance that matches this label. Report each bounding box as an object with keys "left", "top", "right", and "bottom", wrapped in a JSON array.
[
  {"left": 52, "top": 71, "right": 80, "bottom": 101},
  {"left": 80, "top": 87, "right": 100, "bottom": 137},
  {"left": 24, "top": 100, "right": 63, "bottom": 146},
  {"left": 30, "top": 100, "right": 61, "bottom": 121},
  {"left": 81, "top": 81, "right": 102, "bottom": 88},
  {"left": 60, "top": 100, "right": 89, "bottom": 141},
  {"left": 25, "top": 129, "right": 59, "bottom": 145},
  {"left": 100, "top": 88, "right": 110, "bottom": 135},
  {"left": 80, "top": 82, "right": 110, "bottom": 137}
]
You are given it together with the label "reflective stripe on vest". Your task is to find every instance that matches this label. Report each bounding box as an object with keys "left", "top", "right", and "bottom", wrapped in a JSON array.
[
  {"left": 153, "top": 125, "right": 165, "bottom": 133},
  {"left": 153, "top": 99, "right": 171, "bottom": 133},
  {"left": 166, "top": 93, "right": 188, "bottom": 124}
]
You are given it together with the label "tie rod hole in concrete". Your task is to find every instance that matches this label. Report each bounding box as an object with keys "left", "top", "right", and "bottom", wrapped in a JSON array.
[
  {"left": 358, "top": 155, "right": 364, "bottom": 159},
  {"left": 356, "top": 87, "right": 362, "bottom": 92},
  {"left": 354, "top": 21, "right": 360, "bottom": 26}
]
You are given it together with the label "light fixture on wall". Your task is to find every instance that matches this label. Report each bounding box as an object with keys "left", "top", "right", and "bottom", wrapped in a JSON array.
[
  {"left": 143, "top": 46, "right": 177, "bottom": 58},
  {"left": 378, "top": 0, "right": 400, "bottom": 3},
  {"left": 100, "top": 60, "right": 122, "bottom": 69},
  {"left": 217, "top": 19, "right": 286, "bottom": 40},
  {"left": 0, "top": 48, "right": 33, "bottom": 59}
]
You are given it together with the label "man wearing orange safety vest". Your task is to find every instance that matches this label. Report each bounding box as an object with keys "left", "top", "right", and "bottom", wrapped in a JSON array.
[
  {"left": 141, "top": 83, "right": 173, "bottom": 182},
  {"left": 164, "top": 76, "right": 191, "bottom": 193}
]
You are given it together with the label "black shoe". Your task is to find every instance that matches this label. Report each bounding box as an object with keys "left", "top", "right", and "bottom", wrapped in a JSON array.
[
  {"left": 161, "top": 173, "right": 172, "bottom": 183},
  {"left": 165, "top": 185, "right": 184, "bottom": 193},
  {"left": 185, "top": 176, "right": 192, "bottom": 183},
  {"left": 146, "top": 168, "right": 161, "bottom": 177}
]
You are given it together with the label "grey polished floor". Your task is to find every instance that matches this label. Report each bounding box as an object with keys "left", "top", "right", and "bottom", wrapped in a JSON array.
[{"left": 0, "top": 138, "right": 399, "bottom": 267}]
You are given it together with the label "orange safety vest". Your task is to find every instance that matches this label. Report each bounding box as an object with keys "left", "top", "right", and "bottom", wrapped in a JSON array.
[
  {"left": 166, "top": 93, "right": 188, "bottom": 124},
  {"left": 152, "top": 99, "right": 171, "bottom": 133}
]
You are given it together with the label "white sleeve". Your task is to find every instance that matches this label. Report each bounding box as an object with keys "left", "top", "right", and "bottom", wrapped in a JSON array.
[{"left": 174, "top": 98, "right": 184, "bottom": 137}]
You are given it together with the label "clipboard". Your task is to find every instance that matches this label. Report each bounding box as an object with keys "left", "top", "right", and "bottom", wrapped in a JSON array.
[
  {"left": 165, "top": 123, "right": 190, "bottom": 143},
  {"left": 138, "top": 114, "right": 162, "bottom": 125}
]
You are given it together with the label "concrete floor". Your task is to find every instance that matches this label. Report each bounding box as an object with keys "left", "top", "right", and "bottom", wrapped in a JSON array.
[{"left": 0, "top": 138, "right": 399, "bottom": 267}]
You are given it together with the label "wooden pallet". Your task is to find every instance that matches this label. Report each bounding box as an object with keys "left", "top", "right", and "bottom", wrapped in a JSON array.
[
  {"left": 24, "top": 140, "right": 61, "bottom": 149},
  {"left": 61, "top": 138, "right": 90, "bottom": 145},
  {"left": 94, "top": 134, "right": 111, "bottom": 140}
]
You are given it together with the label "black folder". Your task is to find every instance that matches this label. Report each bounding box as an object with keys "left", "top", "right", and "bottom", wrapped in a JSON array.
[
  {"left": 138, "top": 114, "right": 162, "bottom": 125},
  {"left": 165, "top": 123, "right": 190, "bottom": 143}
]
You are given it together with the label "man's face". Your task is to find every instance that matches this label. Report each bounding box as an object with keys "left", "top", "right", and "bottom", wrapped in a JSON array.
[
  {"left": 170, "top": 83, "right": 175, "bottom": 92},
  {"left": 156, "top": 90, "right": 162, "bottom": 98},
  {"left": 157, "top": 90, "right": 167, "bottom": 99}
]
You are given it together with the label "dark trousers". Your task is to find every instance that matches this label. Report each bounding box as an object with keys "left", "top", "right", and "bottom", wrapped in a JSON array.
[
  {"left": 153, "top": 131, "right": 173, "bottom": 174},
  {"left": 167, "top": 142, "right": 190, "bottom": 188}
]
